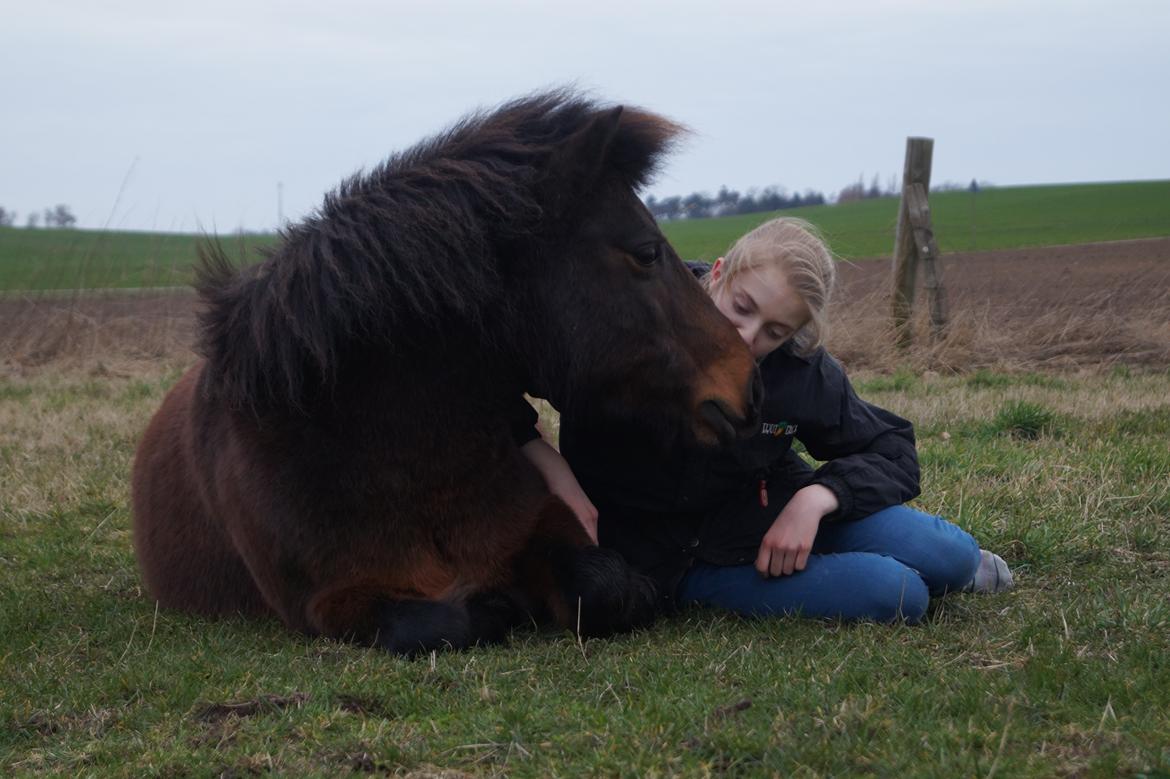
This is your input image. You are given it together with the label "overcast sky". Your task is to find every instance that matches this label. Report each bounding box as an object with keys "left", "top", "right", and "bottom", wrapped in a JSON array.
[{"left": 3, "top": 0, "right": 1168, "bottom": 233}]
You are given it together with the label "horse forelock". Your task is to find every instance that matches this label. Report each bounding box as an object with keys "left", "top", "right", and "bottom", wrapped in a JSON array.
[{"left": 196, "top": 89, "right": 684, "bottom": 413}]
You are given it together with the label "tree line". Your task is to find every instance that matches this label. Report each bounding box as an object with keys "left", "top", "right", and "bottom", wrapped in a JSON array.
[
  {"left": 646, "top": 174, "right": 992, "bottom": 221},
  {"left": 0, "top": 204, "right": 77, "bottom": 228},
  {"left": 645, "top": 174, "right": 905, "bottom": 221},
  {"left": 646, "top": 186, "right": 827, "bottom": 221}
]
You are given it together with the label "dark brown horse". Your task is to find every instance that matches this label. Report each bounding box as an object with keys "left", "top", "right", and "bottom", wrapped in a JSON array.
[{"left": 131, "top": 91, "right": 761, "bottom": 655}]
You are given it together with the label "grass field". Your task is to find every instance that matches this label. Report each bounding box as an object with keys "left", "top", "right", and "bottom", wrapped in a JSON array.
[
  {"left": 3, "top": 365, "right": 1169, "bottom": 777},
  {"left": 0, "top": 231, "right": 277, "bottom": 292},
  {"left": 664, "top": 179, "right": 1170, "bottom": 261},
  {"left": 2, "top": 180, "right": 1168, "bottom": 291}
]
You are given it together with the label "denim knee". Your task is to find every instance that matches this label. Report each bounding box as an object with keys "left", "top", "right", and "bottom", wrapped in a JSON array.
[
  {"left": 859, "top": 505, "right": 982, "bottom": 596},
  {"left": 857, "top": 557, "right": 929, "bottom": 624},
  {"left": 916, "top": 520, "right": 981, "bottom": 595}
]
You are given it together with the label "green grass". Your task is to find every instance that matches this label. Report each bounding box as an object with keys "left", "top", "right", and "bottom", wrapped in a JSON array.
[
  {"left": 2, "top": 180, "right": 1168, "bottom": 291},
  {"left": 987, "top": 400, "right": 1062, "bottom": 440},
  {"left": 0, "top": 229, "right": 277, "bottom": 292},
  {"left": 3, "top": 367, "right": 1170, "bottom": 776},
  {"left": 661, "top": 179, "right": 1170, "bottom": 261}
]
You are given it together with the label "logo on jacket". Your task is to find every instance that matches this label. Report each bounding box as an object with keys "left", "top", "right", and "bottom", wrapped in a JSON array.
[{"left": 761, "top": 420, "right": 798, "bottom": 437}]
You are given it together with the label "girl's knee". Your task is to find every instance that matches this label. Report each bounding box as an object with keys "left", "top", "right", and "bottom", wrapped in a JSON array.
[
  {"left": 879, "top": 506, "right": 981, "bottom": 594},
  {"left": 859, "top": 559, "right": 929, "bottom": 623},
  {"left": 926, "top": 526, "right": 981, "bottom": 594}
]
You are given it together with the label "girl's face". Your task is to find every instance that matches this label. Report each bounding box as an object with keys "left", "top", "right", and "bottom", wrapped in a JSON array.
[{"left": 709, "top": 258, "right": 811, "bottom": 360}]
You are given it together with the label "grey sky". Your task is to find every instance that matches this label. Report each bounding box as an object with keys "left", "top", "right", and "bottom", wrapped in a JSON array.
[{"left": 3, "top": 0, "right": 1168, "bottom": 233}]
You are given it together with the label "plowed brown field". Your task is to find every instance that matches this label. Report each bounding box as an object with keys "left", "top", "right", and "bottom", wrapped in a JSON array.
[{"left": 3, "top": 237, "right": 1168, "bottom": 375}]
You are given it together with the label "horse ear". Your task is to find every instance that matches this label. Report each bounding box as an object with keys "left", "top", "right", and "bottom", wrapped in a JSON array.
[
  {"left": 548, "top": 106, "right": 625, "bottom": 190},
  {"left": 545, "top": 105, "right": 681, "bottom": 200}
]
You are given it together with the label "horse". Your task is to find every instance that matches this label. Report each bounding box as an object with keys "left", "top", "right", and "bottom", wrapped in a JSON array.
[{"left": 131, "top": 90, "right": 762, "bottom": 655}]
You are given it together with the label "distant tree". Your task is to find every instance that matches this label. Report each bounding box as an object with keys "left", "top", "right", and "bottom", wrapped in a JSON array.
[
  {"left": 0, "top": 206, "right": 15, "bottom": 227},
  {"left": 660, "top": 195, "right": 682, "bottom": 220},
  {"left": 45, "top": 204, "right": 76, "bottom": 228},
  {"left": 681, "top": 192, "right": 710, "bottom": 219},
  {"left": 54, "top": 204, "right": 77, "bottom": 228},
  {"left": 715, "top": 186, "right": 740, "bottom": 214},
  {"left": 838, "top": 172, "right": 899, "bottom": 203},
  {"left": 837, "top": 178, "right": 866, "bottom": 203},
  {"left": 26, "top": 212, "right": 40, "bottom": 229}
]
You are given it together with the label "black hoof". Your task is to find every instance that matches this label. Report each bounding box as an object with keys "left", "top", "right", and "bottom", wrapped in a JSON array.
[
  {"left": 371, "top": 599, "right": 472, "bottom": 657},
  {"left": 568, "top": 547, "right": 658, "bottom": 638}
]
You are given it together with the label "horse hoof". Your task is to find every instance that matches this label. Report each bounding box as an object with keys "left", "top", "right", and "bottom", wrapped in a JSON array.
[{"left": 569, "top": 547, "right": 658, "bottom": 638}]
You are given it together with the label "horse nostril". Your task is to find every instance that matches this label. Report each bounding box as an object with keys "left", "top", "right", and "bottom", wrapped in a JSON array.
[
  {"left": 749, "top": 366, "right": 764, "bottom": 416},
  {"left": 698, "top": 399, "right": 738, "bottom": 447}
]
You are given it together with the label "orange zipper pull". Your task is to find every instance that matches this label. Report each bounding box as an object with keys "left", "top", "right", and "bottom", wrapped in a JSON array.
[{"left": 758, "top": 479, "right": 768, "bottom": 508}]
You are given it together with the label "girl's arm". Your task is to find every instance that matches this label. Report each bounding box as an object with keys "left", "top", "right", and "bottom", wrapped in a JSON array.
[
  {"left": 755, "top": 353, "right": 918, "bottom": 577},
  {"left": 509, "top": 396, "right": 598, "bottom": 542},
  {"left": 521, "top": 437, "right": 599, "bottom": 543},
  {"left": 798, "top": 354, "right": 920, "bottom": 522}
]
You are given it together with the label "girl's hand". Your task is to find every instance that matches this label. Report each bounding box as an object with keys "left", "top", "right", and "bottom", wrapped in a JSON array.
[
  {"left": 520, "top": 438, "right": 599, "bottom": 543},
  {"left": 755, "top": 484, "right": 838, "bottom": 577}
]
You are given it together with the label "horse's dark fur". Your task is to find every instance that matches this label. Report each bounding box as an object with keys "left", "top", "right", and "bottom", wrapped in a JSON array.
[{"left": 132, "top": 90, "right": 760, "bottom": 655}]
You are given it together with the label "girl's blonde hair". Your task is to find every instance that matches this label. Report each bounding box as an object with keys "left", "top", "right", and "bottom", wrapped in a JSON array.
[{"left": 703, "top": 216, "right": 837, "bottom": 355}]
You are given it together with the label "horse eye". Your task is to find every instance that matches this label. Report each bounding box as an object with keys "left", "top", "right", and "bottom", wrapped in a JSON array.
[{"left": 633, "top": 243, "right": 661, "bottom": 267}]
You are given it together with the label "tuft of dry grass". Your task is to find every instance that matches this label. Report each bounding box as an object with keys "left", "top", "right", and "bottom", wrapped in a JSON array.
[
  {"left": 828, "top": 238, "right": 1170, "bottom": 373},
  {"left": 0, "top": 289, "right": 198, "bottom": 373},
  {"left": 828, "top": 284, "right": 1170, "bottom": 374}
]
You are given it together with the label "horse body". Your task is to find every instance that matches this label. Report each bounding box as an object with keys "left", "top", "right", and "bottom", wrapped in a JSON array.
[
  {"left": 137, "top": 345, "right": 556, "bottom": 637},
  {"left": 132, "top": 91, "right": 761, "bottom": 654}
]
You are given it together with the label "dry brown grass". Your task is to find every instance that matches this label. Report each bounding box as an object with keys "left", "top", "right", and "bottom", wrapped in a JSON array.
[
  {"left": 0, "top": 368, "right": 181, "bottom": 516},
  {"left": 828, "top": 245, "right": 1170, "bottom": 374},
  {"left": 0, "top": 289, "right": 197, "bottom": 375}
]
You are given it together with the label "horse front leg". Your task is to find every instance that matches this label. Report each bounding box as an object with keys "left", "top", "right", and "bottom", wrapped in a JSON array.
[
  {"left": 301, "top": 551, "right": 532, "bottom": 657},
  {"left": 514, "top": 497, "right": 658, "bottom": 638}
]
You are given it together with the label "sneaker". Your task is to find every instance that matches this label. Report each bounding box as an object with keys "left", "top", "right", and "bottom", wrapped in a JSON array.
[{"left": 963, "top": 549, "right": 1014, "bottom": 594}]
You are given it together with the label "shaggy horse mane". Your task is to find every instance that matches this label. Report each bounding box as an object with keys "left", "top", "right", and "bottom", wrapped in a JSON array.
[{"left": 196, "top": 89, "right": 684, "bottom": 413}]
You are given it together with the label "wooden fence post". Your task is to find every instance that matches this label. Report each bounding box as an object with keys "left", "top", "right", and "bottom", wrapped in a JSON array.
[{"left": 891, "top": 137, "right": 947, "bottom": 346}]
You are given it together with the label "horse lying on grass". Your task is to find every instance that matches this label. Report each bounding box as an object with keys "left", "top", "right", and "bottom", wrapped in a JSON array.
[{"left": 131, "top": 90, "right": 762, "bottom": 655}]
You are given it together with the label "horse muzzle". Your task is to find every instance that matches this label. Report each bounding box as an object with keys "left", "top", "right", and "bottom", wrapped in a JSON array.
[{"left": 696, "top": 366, "right": 763, "bottom": 446}]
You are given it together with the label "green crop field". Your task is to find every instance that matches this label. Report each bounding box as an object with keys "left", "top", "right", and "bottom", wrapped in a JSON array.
[
  {"left": 3, "top": 367, "right": 1169, "bottom": 776},
  {"left": 1, "top": 180, "right": 1168, "bottom": 291},
  {"left": 663, "top": 179, "right": 1170, "bottom": 261},
  {"left": 0, "top": 230, "right": 277, "bottom": 292}
]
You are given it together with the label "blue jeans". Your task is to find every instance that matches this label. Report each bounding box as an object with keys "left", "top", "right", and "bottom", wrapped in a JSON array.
[{"left": 676, "top": 505, "right": 981, "bottom": 624}]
